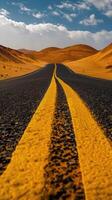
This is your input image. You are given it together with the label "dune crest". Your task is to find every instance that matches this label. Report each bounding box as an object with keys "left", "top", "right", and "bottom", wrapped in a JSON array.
[
  {"left": 66, "top": 43, "right": 112, "bottom": 80},
  {"left": 20, "top": 44, "right": 97, "bottom": 63},
  {"left": 0, "top": 45, "right": 46, "bottom": 79}
]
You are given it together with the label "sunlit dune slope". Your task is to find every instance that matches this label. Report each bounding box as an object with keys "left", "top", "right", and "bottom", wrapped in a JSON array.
[
  {"left": 20, "top": 44, "right": 97, "bottom": 63},
  {"left": 0, "top": 45, "right": 46, "bottom": 80},
  {"left": 66, "top": 43, "right": 112, "bottom": 80}
]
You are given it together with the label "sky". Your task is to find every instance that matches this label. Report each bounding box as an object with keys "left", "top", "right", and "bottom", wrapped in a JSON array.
[{"left": 0, "top": 0, "right": 112, "bottom": 50}]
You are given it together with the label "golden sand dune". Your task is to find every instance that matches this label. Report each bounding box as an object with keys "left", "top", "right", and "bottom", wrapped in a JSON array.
[
  {"left": 1, "top": 43, "right": 112, "bottom": 80},
  {"left": 0, "top": 45, "right": 46, "bottom": 80},
  {"left": 0, "top": 44, "right": 98, "bottom": 80},
  {"left": 20, "top": 44, "right": 97, "bottom": 63},
  {"left": 66, "top": 43, "right": 112, "bottom": 80}
]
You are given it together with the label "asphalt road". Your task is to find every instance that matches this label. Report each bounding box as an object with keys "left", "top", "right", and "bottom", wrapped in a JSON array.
[
  {"left": 0, "top": 64, "right": 54, "bottom": 174},
  {"left": 0, "top": 63, "right": 112, "bottom": 199},
  {"left": 57, "top": 63, "right": 112, "bottom": 141}
]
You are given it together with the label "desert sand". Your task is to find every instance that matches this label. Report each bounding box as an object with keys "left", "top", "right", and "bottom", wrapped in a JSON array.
[
  {"left": 0, "top": 45, "right": 46, "bottom": 80},
  {"left": 0, "top": 43, "right": 112, "bottom": 80},
  {"left": 66, "top": 43, "right": 112, "bottom": 80},
  {"left": 21, "top": 44, "right": 97, "bottom": 63}
]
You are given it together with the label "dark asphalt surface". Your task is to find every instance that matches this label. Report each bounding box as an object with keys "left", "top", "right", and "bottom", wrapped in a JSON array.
[
  {"left": 56, "top": 64, "right": 112, "bottom": 141},
  {"left": 0, "top": 63, "right": 111, "bottom": 199},
  {"left": 0, "top": 64, "right": 54, "bottom": 175},
  {"left": 43, "top": 79, "right": 85, "bottom": 199}
]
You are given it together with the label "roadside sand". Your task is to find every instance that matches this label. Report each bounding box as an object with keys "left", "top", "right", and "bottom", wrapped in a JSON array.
[
  {"left": 0, "top": 60, "right": 46, "bottom": 80},
  {"left": 66, "top": 46, "right": 112, "bottom": 80},
  {"left": 66, "top": 57, "right": 112, "bottom": 80}
]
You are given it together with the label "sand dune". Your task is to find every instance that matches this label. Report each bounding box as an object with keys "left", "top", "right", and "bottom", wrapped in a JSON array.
[
  {"left": 66, "top": 43, "right": 112, "bottom": 80},
  {"left": 0, "top": 45, "right": 46, "bottom": 80},
  {"left": 20, "top": 44, "right": 97, "bottom": 63},
  {"left": 0, "top": 44, "right": 97, "bottom": 80},
  {"left": 1, "top": 43, "right": 111, "bottom": 80}
]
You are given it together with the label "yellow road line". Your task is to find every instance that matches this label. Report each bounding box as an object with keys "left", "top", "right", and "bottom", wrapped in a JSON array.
[
  {"left": 0, "top": 67, "right": 57, "bottom": 200},
  {"left": 55, "top": 64, "right": 112, "bottom": 200}
]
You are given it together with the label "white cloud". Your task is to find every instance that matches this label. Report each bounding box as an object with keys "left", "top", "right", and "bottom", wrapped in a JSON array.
[
  {"left": 87, "top": 0, "right": 112, "bottom": 10},
  {"left": 0, "top": 8, "right": 10, "bottom": 17},
  {"left": 20, "top": 4, "right": 31, "bottom": 12},
  {"left": 105, "top": 10, "right": 112, "bottom": 17},
  {"left": 57, "top": 1, "right": 90, "bottom": 10},
  {"left": 55, "top": 9, "right": 77, "bottom": 22},
  {"left": 63, "top": 13, "right": 73, "bottom": 22},
  {"left": 0, "top": 14, "right": 111, "bottom": 50},
  {"left": 32, "top": 12, "right": 45, "bottom": 19},
  {"left": 74, "top": 2, "right": 90, "bottom": 10},
  {"left": 63, "top": 13, "right": 77, "bottom": 22},
  {"left": 48, "top": 5, "right": 53, "bottom": 10},
  {"left": 51, "top": 9, "right": 77, "bottom": 22},
  {"left": 57, "top": 2, "right": 74, "bottom": 9},
  {"left": 80, "top": 14, "right": 103, "bottom": 26},
  {"left": 87, "top": 0, "right": 112, "bottom": 17},
  {"left": 57, "top": 0, "right": 112, "bottom": 17},
  {"left": 52, "top": 11, "right": 60, "bottom": 16},
  {"left": 12, "top": 2, "right": 31, "bottom": 14},
  {"left": 70, "top": 13, "right": 77, "bottom": 17}
]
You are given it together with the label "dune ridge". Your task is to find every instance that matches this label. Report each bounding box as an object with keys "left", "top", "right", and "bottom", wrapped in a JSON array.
[
  {"left": 20, "top": 44, "right": 97, "bottom": 63},
  {"left": 0, "top": 45, "right": 46, "bottom": 79},
  {"left": 67, "top": 43, "right": 112, "bottom": 80},
  {"left": 0, "top": 43, "right": 112, "bottom": 80}
]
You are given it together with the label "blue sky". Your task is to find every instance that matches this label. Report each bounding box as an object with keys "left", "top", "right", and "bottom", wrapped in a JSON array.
[{"left": 0, "top": 0, "right": 112, "bottom": 50}]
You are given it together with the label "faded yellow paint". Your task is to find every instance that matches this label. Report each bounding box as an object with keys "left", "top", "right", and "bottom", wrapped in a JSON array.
[
  {"left": 56, "top": 67, "right": 112, "bottom": 200},
  {"left": 0, "top": 67, "right": 56, "bottom": 200}
]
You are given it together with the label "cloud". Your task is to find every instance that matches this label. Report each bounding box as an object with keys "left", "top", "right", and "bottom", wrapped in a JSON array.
[
  {"left": 20, "top": 4, "right": 31, "bottom": 12},
  {"left": 12, "top": 2, "right": 31, "bottom": 14},
  {"left": 62, "top": 13, "right": 77, "bottom": 22},
  {"left": 0, "top": 8, "right": 10, "bottom": 17},
  {"left": 51, "top": 9, "right": 77, "bottom": 22},
  {"left": 32, "top": 12, "right": 45, "bottom": 19},
  {"left": 87, "top": 0, "right": 112, "bottom": 10},
  {"left": 57, "top": 2, "right": 74, "bottom": 10},
  {"left": 105, "top": 10, "right": 112, "bottom": 17},
  {"left": 87, "top": 0, "right": 112, "bottom": 17},
  {"left": 56, "top": 1, "right": 90, "bottom": 10},
  {"left": 0, "top": 14, "right": 111, "bottom": 50},
  {"left": 80, "top": 14, "right": 103, "bottom": 26},
  {"left": 53, "top": 9, "right": 77, "bottom": 22},
  {"left": 52, "top": 11, "right": 60, "bottom": 16},
  {"left": 48, "top": 5, "right": 53, "bottom": 10},
  {"left": 75, "top": 2, "right": 90, "bottom": 10}
]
